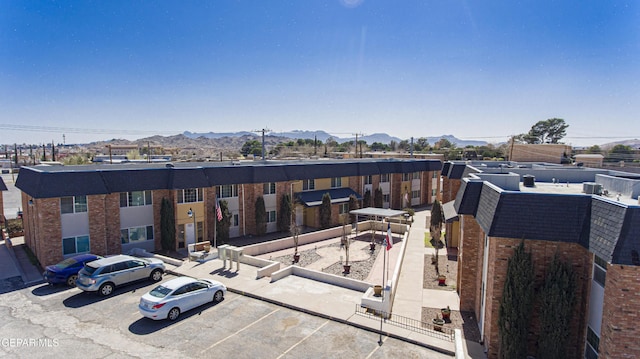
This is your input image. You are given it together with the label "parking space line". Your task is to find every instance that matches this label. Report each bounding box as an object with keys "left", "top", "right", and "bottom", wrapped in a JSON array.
[
  {"left": 158, "top": 294, "right": 243, "bottom": 335},
  {"left": 276, "top": 320, "right": 330, "bottom": 359},
  {"left": 365, "top": 335, "right": 388, "bottom": 358},
  {"left": 200, "top": 308, "right": 280, "bottom": 355}
]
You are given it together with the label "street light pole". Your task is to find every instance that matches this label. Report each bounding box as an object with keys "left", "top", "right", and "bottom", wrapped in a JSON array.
[{"left": 187, "top": 208, "right": 196, "bottom": 251}]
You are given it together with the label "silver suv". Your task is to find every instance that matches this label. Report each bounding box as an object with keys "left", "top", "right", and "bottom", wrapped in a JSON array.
[{"left": 76, "top": 255, "right": 165, "bottom": 296}]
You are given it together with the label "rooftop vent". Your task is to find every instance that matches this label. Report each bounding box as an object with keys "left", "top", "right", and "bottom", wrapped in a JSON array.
[
  {"left": 583, "top": 182, "right": 603, "bottom": 195},
  {"left": 523, "top": 175, "right": 535, "bottom": 187}
]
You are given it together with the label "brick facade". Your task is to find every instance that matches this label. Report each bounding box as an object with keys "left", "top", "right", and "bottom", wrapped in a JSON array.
[
  {"left": 457, "top": 215, "right": 482, "bottom": 312},
  {"left": 481, "top": 237, "right": 591, "bottom": 359},
  {"left": 441, "top": 176, "right": 461, "bottom": 203},
  {"left": 600, "top": 264, "right": 640, "bottom": 358},
  {"left": 88, "top": 193, "right": 121, "bottom": 257}
]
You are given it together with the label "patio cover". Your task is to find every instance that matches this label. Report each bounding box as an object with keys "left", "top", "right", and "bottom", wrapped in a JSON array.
[{"left": 349, "top": 207, "right": 407, "bottom": 219}]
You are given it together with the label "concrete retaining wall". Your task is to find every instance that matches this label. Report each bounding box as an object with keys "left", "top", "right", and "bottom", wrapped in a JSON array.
[
  {"left": 241, "top": 226, "right": 344, "bottom": 256},
  {"left": 271, "top": 265, "right": 371, "bottom": 292}
]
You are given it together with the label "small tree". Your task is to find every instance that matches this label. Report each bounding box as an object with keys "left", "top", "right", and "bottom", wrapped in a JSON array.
[
  {"left": 319, "top": 192, "right": 332, "bottom": 229},
  {"left": 430, "top": 199, "right": 445, "bottom": 274},
  {"left": 216, "top": 200, "right": 231, "bottom": 245},
  {"left": 498, "top": 240, "right": 534, "bottom": 359},
  {"left": 278, "top": 193, "right": 292, "bottom": 232},
  {"left": 255, "top": 196, "right": 267, "bottom": 236},
  {"left": 374, "top": 187, "right": 383, "bottom": 208},
  {"left": 363, "top": 188, "right": 372, "bottom": 208},
  {"left": 290, "top": 223, "right": 300, "bottom": 257},
  {"left": 341, "top": 214, "right": 350, "bottom": 267},
  {"left": 160, "top": 198, "right": 175, "bottom": 251},
  {"left": 536, "top": 253, "right": 576, "bottom": 359}
]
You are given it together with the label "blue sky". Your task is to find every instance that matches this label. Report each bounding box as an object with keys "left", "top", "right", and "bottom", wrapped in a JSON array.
[{"left": 1, "top": 0, "right": 639, "bottom": 146}]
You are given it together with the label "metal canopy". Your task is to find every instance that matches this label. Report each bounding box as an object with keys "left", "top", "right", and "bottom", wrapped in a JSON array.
[{"left": 349, "top": 207, "right": 406, "bottom": 219}]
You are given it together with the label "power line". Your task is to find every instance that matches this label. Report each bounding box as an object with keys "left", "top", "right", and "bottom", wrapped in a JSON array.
[{"left": 0, "top": 124, "right": 178, "bottom": 136}]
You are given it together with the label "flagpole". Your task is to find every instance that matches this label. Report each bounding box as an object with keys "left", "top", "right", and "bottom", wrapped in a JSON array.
[{"left": 378, "top": 218, "right": 386, "bottom": 346}]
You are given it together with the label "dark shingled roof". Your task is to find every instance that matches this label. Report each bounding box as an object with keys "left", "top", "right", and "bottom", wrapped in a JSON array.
[
  {"left": 611, "top": 207, "right": 640, "bottom": 265},
  {"left": 454, "top": 178, "right": 483, "bottom": 216},
  {"left": 441, "top": 162, "right": 451, "bottom": 177},
  {"left": 0, "top": 177, "right": 7, "bottom": 191},
  {"left": 16, "top": 159, "right": 442, "bottom": 199},
  {"left": 448, "top": 163, "right": 467, "bottom": 180}
]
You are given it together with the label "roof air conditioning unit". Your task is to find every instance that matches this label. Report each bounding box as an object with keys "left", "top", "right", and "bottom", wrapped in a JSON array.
[{"left": 583, "top": 182, "right": 603, "bottom": 195}]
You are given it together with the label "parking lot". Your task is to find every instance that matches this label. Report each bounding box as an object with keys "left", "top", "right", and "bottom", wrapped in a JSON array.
[{"left": 0, "top": 274, "right": 451, "bottom": 358}]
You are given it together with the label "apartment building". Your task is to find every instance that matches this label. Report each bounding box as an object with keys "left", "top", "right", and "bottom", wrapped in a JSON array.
[
  {"left": 442, "top": 161, "right": 640, "bottom": 359},
  {"left": 15, "top": 158, "right": 441, "bottom": 268}
]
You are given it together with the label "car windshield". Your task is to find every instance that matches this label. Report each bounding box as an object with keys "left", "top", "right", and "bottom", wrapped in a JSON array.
[
  {"left": 55, "top": 258, "right": 78, "bottom": 269},
  {"left": 149, "top": 285, "right": 172, "bottom": 298}
]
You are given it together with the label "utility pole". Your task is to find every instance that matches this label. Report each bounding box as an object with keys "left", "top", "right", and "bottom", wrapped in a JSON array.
[
  {"left": 253, "top": 128, "right": 271, "bottom": 160},
  {"left": 352, "top": 133, "right": 364, "bottom": 158}
]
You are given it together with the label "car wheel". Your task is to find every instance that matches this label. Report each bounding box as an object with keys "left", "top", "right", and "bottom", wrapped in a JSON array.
[
  {"left": 213, "top": 290, "right": 224, "bottom": 303},
  {"left": 99, "top": 283, "right": 114, "bottom": 297},
  {"left": 168, "top": 307, "right": 180, "bottom": 321},
  {"left": 150, "top": 269, "right": 163, "bottom": 282},
  {"left": 66, "top": 274, "right": 78, "bottom": 287}
]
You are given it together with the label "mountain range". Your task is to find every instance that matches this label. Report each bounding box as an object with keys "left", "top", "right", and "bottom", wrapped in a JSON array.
[{"left": 182, "top": 130, "right": 488, "bottom": 148}]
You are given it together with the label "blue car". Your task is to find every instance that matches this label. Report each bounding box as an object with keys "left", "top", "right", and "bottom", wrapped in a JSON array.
[{"left": 43, "top": 254, "right": 102, "bottom": 287}]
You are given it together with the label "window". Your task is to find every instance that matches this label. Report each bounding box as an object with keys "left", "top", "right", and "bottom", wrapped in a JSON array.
[
  {"left": 121, "top": 225, "right": 154, "bottom": 244},
  {"left": 402, "top": 173, "right": 411, "bottom": 181},
  {"left": 339, "top": 203, "right": 348, "bottom": 214},
  {"left": 120, "top": 191, "right": 152, "bottom": 207},
  {"left": 233, "top": 213, "right": 239, "bottom": 227},
  {"left": 263, "top": 182, "right": 276, "bottom": 195},
  {"left": 594, "top": 255, "right": 607, "bottom": 287},
  {"left": 303, "top": 179, "right": 315, "bottom": 191},
  {"left": 380, "top": 174, "right": 389, "bottom": 183},
  {"left": 413, "top": 172, "right": 420, "bottom": 180},
  {"left": 177, "top": 188, "right": 204, "bottom": 203},
  {"left": 383, "top": 194, "right": 390, "bottom": 203},
  {"left": 364, "top": 175, "right": 373, "bottom": 185},
  {"left": 267, "top": 210, "right": 277, "bottom": 223},
  {"left": 432, "top": 189, "right": 437, "bottom": 196},
  {"left": 433, "top": 171, "right": 438, "bottom": 178},
  {"left": 586, "top": 326, "right": 599, "bottom": 359},
  {"left": 412, "top": 190, "right": 420, "bottom": 199},
  {"left": 331, "top": 177, "right": 342, "bottom": 188},
  {"left": 62, "top": 235, "right": 90, "bottom": 255},
  {"left": 217, "top": 185, "right": 238, "bottom": 198},
  {"left": 61, "top": 196, "right": 88, "bottom": 214}
]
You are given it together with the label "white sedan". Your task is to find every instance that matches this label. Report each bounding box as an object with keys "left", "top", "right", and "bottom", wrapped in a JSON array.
[{"left": 139, "top": 277, "right": 226, "bottom": 321}]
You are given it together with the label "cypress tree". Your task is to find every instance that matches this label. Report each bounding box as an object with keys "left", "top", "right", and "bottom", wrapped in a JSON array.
[
  {"left": 374, "top": 187, "right": 383, "bottom": 208},
  {"left": 160, "top": 198, "right": 175, "bottom": 251},
  {"left": 363, "top": 188, "right": 372, "bottom": 208},
  {"left": 348, "top": 194, "right": 359, "bottom": 224},
  {"left": 537, "top": 253, "right": 576, "bottom": 359},
  {"left": 498, "top": 240, "right": 534, "bottom": 359},
  {"left": 255, "top": 196, "right": 267, "bottom": 236},
  {"left": 319, "top": 192, "right": 332, "bottom": 229},
  {"left": 277, "top": 194, "right": 292, "bottom": 232}
]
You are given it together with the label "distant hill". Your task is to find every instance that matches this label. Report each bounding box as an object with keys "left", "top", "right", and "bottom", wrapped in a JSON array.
[
  {"left": 182, "top": 130, "right": 487, "bottom": 147},
  {"left": 600, "top": 139, "right": 640, "bottom": 150}
]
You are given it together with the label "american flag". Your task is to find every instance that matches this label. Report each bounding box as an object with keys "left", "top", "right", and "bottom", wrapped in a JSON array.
[
  {"left": 386, "top": 223, "right": 393, "bottom": 251},
  {"left": 216, "top": 203, "right": 223, "bottom": 221}
]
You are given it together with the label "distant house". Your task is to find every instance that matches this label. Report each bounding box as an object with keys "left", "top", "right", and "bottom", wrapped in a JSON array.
[{"left": 575, "top": 153, "right": 604, "bottom": 168}]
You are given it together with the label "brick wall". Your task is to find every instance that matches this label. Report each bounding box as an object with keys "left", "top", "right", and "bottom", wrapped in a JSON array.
[
  {"left": 483, "top": 238, "right": 590, "bottom": 359},
  {"left": 243, "top": 184, "right": 259, "bottom": 236},
  {"left": 33, "top": 197, "right": 62, "bottom": 267},
  {"left": 458, "top": 215, "right": 482, "bottom": 312},
  {"left": 441, "top": 177, "right": 461, "bottom": 203},
  {"left": 88, "top": 194, "right": 121, "bottom": 257},
  {"left": 391, "top": 173, "right": 402, "bottom": 209},
  {"left": 600, "top": 264, "right": 640, "bottom": 358}
]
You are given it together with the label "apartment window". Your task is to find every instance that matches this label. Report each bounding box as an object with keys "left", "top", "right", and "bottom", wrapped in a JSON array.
[
  {"left": 121, "top": 226, "right": 154, "bottom": 244},
  {"left": 331, "top": 177, "right": 342, "bottom": 188},
  {"left": 432, "top": 189, "right": 437, "bottom": 196},
  {"left": 263, "top": 182, "right": 276, "bottom": 195},
  {"left": 233, "top": 213, "right": 239, "bottom": 227},
  {"left": 62, "top": 235, "right": 90, "bottom": 255},
  {"left": 218, "top": 185, "right": 238, "bottom": 198},
  {"left": 383, "top": 194, "right": 390, "bottom": 203},
  {"left": 267, "top": 210, "right": 277, "bottom": 223},
  {"left": 364, "top": 175, "right": 373, "bottom": 185},
  {"left": 413, "top": 172, "right": 420, "bottom": 180},
  {"left": 586, "top": 326, "right": 599, "bottom": 359},
  {"left": 177, "top": 188, "right": 204, "bottom": 203},
  {"left": 593, "top": 255, "right": 607, "bottom": 287},
  {"left": 402, "top": 173, "right": 411, "bottom": 181},
  {"left": 120, "top": 191, "right": 152, "bottom": 207},
  {"left": 303, "top": 179, "right": 315, "bottom": 191},
  {"left": 412, "top": 190, "right": 420, "bottom": 199},
  {"left": 432, "top": 171, "right": 438, "bottom": 178},
  {"left": 60, "top": 196, "right": 87, "bottom": 214},
  {"left": 338, "top": 203, "right": 349, "bottom": 214},
  {"left": 380, "top": 174, "right": 389, "bottom": 183}
]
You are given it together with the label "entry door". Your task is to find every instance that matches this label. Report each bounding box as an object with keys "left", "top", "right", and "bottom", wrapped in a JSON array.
[
  {"left": 295, "top": 206, "right": 304, "bottom": 227},
  {"left": 185, "top": 222, "right": 196, "bottom": 247}
]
